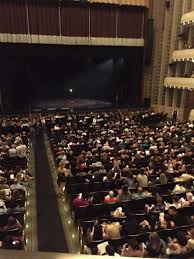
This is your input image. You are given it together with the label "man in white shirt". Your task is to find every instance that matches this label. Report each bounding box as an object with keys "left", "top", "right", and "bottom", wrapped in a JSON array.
[
  {"left": 16, "top": 144, "right": 27, "bottom": 158},
  {"left": 8, "top": 145, "right": 17, "bottom": 158}
]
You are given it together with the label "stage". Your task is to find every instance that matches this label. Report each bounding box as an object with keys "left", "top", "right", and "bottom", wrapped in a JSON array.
[{"left": 32, "top": 98, "right": 113, "bottom": 112}]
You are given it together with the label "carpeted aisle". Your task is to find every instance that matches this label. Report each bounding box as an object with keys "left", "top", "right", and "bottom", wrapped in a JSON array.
[{"left": 35, "top": 134, "right": 68, "bottom": 253}]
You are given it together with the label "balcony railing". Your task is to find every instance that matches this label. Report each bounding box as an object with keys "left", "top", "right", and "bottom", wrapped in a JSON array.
[
  {"left": 172, "top": 49, "right": 194, "bottom": 61},
  {"left": 164, "top": 77, "right": 194, "bottom": 90},
  {"left": 181, "top": 11, "right": 194, "bottom": 25}
]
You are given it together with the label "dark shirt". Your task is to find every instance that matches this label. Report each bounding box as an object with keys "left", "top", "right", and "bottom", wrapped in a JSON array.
[
  {"left": 170, "top": 213, "right": 188, "bottom": 227},
  {"left": 72, "top": 197, "right": 90, "bottom": 208},
  {"left": 122, "top": 217, "right": 139, "bottom": 235}
]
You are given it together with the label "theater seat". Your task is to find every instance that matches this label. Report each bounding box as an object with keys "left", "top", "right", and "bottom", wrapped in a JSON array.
[
  {"left": 103, "top": 181, "right": 114, "bottom": 190},
  {"left": 74, "top": 206, "right": 90, "bottom": 220},
  {"left": 92, "top": 204, "right": 105, "bottom": 218},
  {"left": 6, "top": 228, "right": 22, "bottom": 237},
  {"left": 91, "top": 182, "right": 103, "bottom": 192},
  {"left": 105, "top": 202, "right": 119, "bottom": 215},
  {"left": 80, "top": 220, "right": 95, "bottom": 236},
  {"left": 86, "top": 239, "right": 106, "bottom": 249}
]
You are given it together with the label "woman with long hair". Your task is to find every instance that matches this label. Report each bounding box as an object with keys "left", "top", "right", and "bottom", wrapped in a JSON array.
[{"left": 146, "top": 232, "right": 167, "bottom": 257}]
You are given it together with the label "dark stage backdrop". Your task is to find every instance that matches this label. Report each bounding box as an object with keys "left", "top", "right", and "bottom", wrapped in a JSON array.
[{"left": 0, "top": 45, "right": 143, "bottom": 112}]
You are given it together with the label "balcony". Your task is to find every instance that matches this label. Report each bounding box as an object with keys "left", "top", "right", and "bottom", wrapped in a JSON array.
[
  {"left": 164, "top": 77, "right": 194, "bottom": 90},
  {"left": 181, "top": 11, "right": 194, "bottom": 25},
  {"left": 172, "top": 49, "right": 194, "bottom": 61}
]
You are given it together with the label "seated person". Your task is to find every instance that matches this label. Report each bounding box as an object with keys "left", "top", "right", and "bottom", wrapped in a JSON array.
[
  {"left": 173, "top": 183, "right": 186, "bottom": 194},
  {"left": 145, "top": 195, "right": 165, "bottom": 213},
  {"left": 3, "top": 216, "right": 22, "bottom": 231},
  {"left": 91, "top": 193, "right": 101, "bottom": 204},
  {"left": 117, "top": 186, "right": 132, "bottom": 201},
  {"left": 122, "top": 211, "right": 139, "bottom": 235},
  {"left": 121, "top": 238, "right": 146, "bottom": 257},
  {"left": 103, "top": 219, "right": 121, "bottom": 239},
  {"left": 165, "top": 195, "right": 182, "bottom": 210},
  {"left": 112, "top": 207, "right": 125, "bottom": 218},
  {"left": 166, "top": 206, "right": 189, "bottom": 228},
  {"left": 106, "top": 244, "right": 120, "bottom": 256},
  {"left": 137, "top": 168, "right": 148, "bottom": 187},
  {"left": 89, "top": 220, "right": 106, "bottom": 241},
  {"left": 175, "top": 173, "right": 194, "bottom": 182},
  {"left": 159, "top": 172, "right": 168, "bottom": 185},
  {"left": 185, "top": 228, "right": 194, "bottom": 253},
  {"left": 132, "top": 187, "right": 147, "bottom": 199},
  {"left": 103, "top": 171, "right": 114, "bottom": 182},
  {"left": 10, "top": 179, "right": 27, "bottom": 193},
  {"left": 180, "top": 192, "right": 194, "bottom": 207},
  {"left": 0, "top": 199, "right": 6, "bottom": 214},
  {"left": 146, "top": 232, "right": 167, "bottom": 258},
  {"left": 123, "top": 170, "right": 136, "bottom": 189},
  {"left": 72, "top": 193, "right": 90, "bottom": 208},
  {"left": 0, "top": 177, "right": 9, "bottom": 190},
  {"left": 166, "top": 231, "right": 188, "bottom": 256},
  {"left": 104, "top": 191, "right": 118, "bottom": 203},
  {"left": 139, "top": 214, "right": 159, "bottom": 232}
]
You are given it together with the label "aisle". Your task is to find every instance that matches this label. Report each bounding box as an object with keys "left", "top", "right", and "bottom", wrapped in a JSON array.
[{"left": 35, "top": 134, "right": 68, "bottom": 253}]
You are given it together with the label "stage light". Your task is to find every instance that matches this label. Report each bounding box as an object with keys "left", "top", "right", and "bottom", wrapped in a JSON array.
[{"left": 69, "top": 88, "right": 73, "bottom": 93}]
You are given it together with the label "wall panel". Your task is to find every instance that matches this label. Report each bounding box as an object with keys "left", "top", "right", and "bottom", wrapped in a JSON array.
[
  {"left": 90, "top": 4, "right": 116, "bottom": 37},
  {"left": 0, "top": 0, "right": 27, "bottom": 34},
  {"left": 28, "top": 0, "right": 59, "bottom": 35},
  {"left": 118, "top": 6, "right": 144, "bottom": 38},
  {"left": 60, "top": 3, "right": 89, "bottom": 37}
]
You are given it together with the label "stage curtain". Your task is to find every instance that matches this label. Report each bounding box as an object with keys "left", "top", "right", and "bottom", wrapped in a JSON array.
[
  {"left": 117, "top": 6, "right": 144, "bottom": 38},
  {"left": 0, "top": 0, "right": 27, "bottom": 34},
  {"left": 90, "top": 4, "right": 116, "bottom": 37},
  {"left": 60, "top": 2, "right": 89, "bottom": 37},
  {"left": 28, "top": 0, "right": 60, "bottom": 35}
]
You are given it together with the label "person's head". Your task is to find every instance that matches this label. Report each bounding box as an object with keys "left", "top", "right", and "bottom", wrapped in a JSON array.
[
  {"left": 140, "top": 168, "right": 145, "bottom": 175},
  {"left": 172, "top": 195, "right": 179, "bottom": 203},
  {"left": 126, "top": 170, "right": 133, "bottom": 179},
  {"left": 122, "top": 185, "right": 129, "bottom": 193},
  {"left": 106, "top": 244, "right": 115, "bottom": 256},
  {"left": 13, "top": 179, "right": 19, "bottom": 185},
  {"left": 168, "top": 206, "right": 177, "bottom": 216},
  {"left": 91, "top": 246, "right": 99, "bottom": 255},
  {"left": 137, "top": 187, "right": 143, "bottom": 193},
  {"left": 177, "top": 231, "right": 187, "bottom": 246},
  {"left": 107, "top": 171, "right": 113, "bottom": 181},
  {"left": 117, "top": 189, "right": 123, "bottom": 196},
  {"left": 150, "top": 214, "right": 157, "bottom": 225},
  {"left": 156, "top": 195, "right": 163, "bottom": 205},
  {"left": 127, "top": 238, "right": 138, "bottom": 250},
  {"left": 149, "top": 232, "right": 160, "bottom": 245},
  {"left": 7, "top": 216, "right": 17, "bottom": 226},
  {"left": 0, "top": 177, "right": 6, "bottom": 185},
  {"left": 190, "top": 228, "right": 194, "bottom": 239},
  {"left": 0, "top": 189, "right": 6, "bottom": 200},
  {"left": 109, "top": 191, "right": 114, "bottom": 198},
  {"left": 186, "top": 192, "right": 193, "bottom": 202}
]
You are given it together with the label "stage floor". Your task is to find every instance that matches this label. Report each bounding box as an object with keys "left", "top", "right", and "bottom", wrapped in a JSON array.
[{"left": 32, "top": 98, "right": 113, "bottom": 110}]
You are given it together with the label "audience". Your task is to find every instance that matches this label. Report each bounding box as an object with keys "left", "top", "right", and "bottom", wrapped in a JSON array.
[
  {"left": 47, "top": 110, "right": 194, "bottom": 258},
  {"left": 0, "top": 117, "right": 31, "bottom": 250}
]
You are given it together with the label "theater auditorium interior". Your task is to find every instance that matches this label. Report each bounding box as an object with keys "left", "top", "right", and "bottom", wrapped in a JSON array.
[{"left": 1, "top": 0, "right": 194, "bottom": 259}]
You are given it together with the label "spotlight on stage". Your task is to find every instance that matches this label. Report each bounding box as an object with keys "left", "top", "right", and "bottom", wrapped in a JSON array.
[{"left": 69, "top": 88, "right": 73, "bottom": 93}]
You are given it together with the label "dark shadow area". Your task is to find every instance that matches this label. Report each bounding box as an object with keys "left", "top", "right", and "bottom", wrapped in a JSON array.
[{"left": 0, "top": 44, "right": 144, "bottom": 112}]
